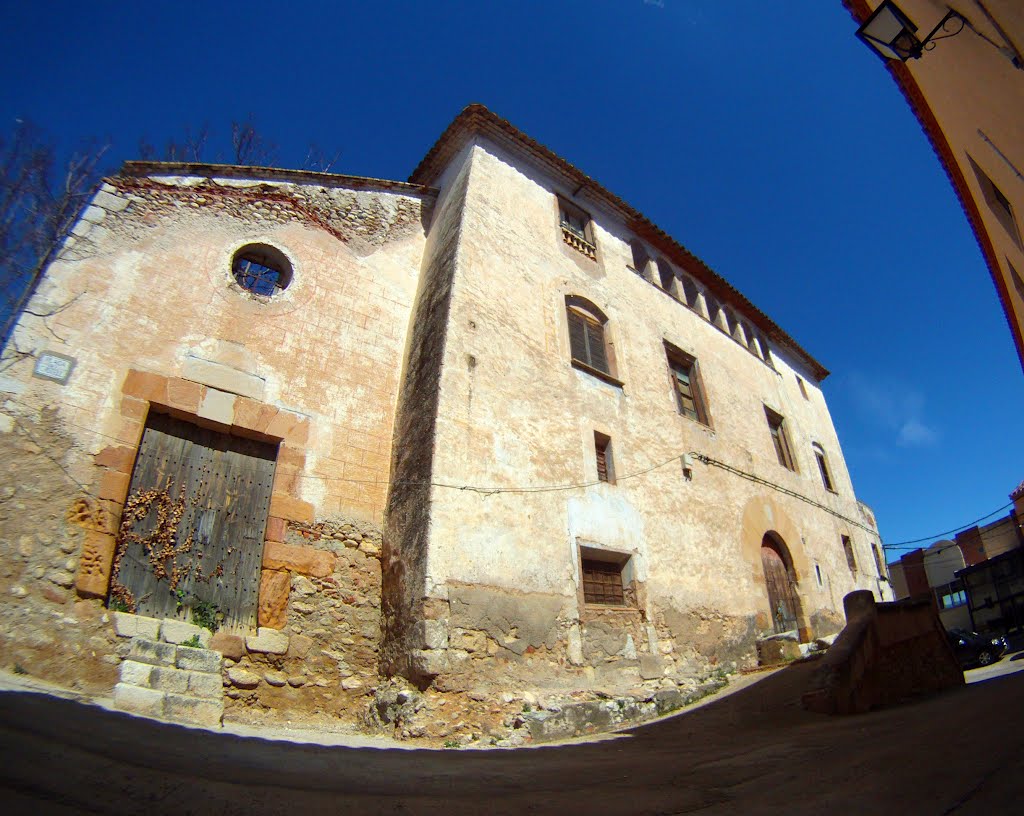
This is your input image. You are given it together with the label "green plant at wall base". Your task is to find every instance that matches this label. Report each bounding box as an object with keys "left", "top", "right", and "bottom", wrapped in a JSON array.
[
  {"left": 13, "top": 663, "right": 28, "bottom": 675},
  {"left": 109, "top": 597, "right": 131, "bottom": 613},
  {"left": 443, "top": 740, "right": 460, "bottom": 749},
  {"left": 190, "top": 600, "right": 220, "bottom": 633},
  {"left": 181, "top": 634, "right": 202, "bottom": 648},
  {"left": 173, "top": 588, "right": 185, "bottom": 612}
]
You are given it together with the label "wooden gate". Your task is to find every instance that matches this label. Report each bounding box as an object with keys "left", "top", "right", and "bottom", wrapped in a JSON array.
[
  {"left": 112, "top": 411, "right": 278, "bottom": 631},
  {"left": 761, "top": 537, "right": 800, "bottom": 634}
]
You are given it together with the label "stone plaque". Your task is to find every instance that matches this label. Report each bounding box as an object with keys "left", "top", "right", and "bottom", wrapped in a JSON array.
[{"left": 33, "top": 351, "right": 76, "bottom": 385}]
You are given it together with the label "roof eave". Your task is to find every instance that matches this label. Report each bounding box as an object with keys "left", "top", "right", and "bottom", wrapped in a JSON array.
[
  {"left": 119, "top": 160, "right": 438, "bottom": 197},
  {"left": 410, "top": 104, "right": 830, "bottom": 382}
]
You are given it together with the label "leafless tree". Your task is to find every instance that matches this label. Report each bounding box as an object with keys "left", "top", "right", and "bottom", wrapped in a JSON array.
[
  {"left": 2, "top": 116, "right": 341, "bottom": 351},
  {"left": 301, "top": 143, "right": 342, "bottom": 173},
  {"left": 231, "top": 115, "right": 279, "bottom": 167},
  {"left": 0, "top": 120, "right": 107, "bottom": 348},
  {"left": 138, "top": 123, "right": 211, "bottom": 163}
]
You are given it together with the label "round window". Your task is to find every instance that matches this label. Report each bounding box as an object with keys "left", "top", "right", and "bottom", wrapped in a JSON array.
[{"left": 231, "top": 244, "right": 292, "bottom": 296}]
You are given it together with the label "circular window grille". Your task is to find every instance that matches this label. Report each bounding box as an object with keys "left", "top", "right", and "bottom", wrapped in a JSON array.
[{"left": 231, "top": 244, "right": 292, "bottom": 296}]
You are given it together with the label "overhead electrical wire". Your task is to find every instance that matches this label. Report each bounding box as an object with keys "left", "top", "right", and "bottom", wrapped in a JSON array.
[
  {"left": 880, "top": 502, "right": 1014, "bottom": 550},
  {"left": 24, "top": 415, "right": 1019, "bottom": 555}
]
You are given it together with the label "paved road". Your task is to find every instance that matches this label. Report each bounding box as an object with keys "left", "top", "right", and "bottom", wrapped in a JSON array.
[
  {"left": 2, "top": 659, "right": 1023, "bottom": 815},
  {"left": 965, "top": 648, "right": 1024, "bottom": 684}
]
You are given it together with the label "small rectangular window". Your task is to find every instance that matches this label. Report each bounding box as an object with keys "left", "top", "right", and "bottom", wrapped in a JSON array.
[
  {"left": 813, "top": 443, "right": 835, "bottom": 492},
  {"left": 936, "top": 580, "right": 966, "bottom": 610},
  {"left": 764, "top": 407, "right": 796, "bottom": 471},
  {"left": 558, "top": 198, "right": 596, "bottom": 259},
  {"left": 842, "top": 535, "right": 857, "bottom": 574},
  {"left": 796, "top": 375, "right": 809, "bottom": 399},
  {"left": 815, "top": 563, "right": 823, "bottom": 587},
  {"left": 666, "top": 344, "right": 709, "bottom": 425},
  {"left": 581, "top": 558, "right": 626, "bottom": 605},
  {"left": 594, "top": 431, "right": 614, "bottom": 484},
  {"left": 969, "top": 156, "right": 1023, "bottom": 250},
  {"left": 872, "top": 542, "right": 885, "bottom": 577}
]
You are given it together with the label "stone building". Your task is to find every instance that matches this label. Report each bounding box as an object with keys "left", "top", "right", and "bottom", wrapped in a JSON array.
[
  {"left": 845, "top": 0, "right": 1024, "bottom": 373},
  {"left": 0, "top": 105, "right": 891, "bottom": 734}
]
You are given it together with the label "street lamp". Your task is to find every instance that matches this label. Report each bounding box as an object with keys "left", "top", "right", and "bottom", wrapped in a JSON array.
[{"left": 855, "top": 0, "right": 965, "bottom": 62}]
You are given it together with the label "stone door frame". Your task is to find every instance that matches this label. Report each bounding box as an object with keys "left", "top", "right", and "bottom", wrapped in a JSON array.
[{"left": 74, "top": 368, "right": 314, "bottom": 632}]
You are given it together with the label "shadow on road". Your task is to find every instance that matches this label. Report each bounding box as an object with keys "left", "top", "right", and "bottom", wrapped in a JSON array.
[{"left": 1, "top": 660, "right": 1022, "bottom": 815}]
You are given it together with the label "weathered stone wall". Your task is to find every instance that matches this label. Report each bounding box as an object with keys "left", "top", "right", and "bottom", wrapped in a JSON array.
[
  {"left": 220, "top": 517, "right": 383, "bottom": 727},
  {"left": 0, "top": 411, "right": 120, "bottom": 690},
  {"left": 407, "top": 137, "right": 892, "bottom": 693},
  {"left": 382, "top": 145, "right": 473, "bottom": 683},
  {"left": 0, "top": 169, "right": 430, "bottom": 698}
]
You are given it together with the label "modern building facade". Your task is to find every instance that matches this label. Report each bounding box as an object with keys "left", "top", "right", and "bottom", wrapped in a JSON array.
[
  {"left": 888, "top": 482, "right": 1024, "bottom": 631},
  {"left": 844, "top": 0, "right": 1024, "bottom": 372},
  {"left": 0, "top": 105, "right": 890, "bottom": 727}
]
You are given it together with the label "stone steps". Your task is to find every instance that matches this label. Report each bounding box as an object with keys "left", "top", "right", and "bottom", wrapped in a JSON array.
[{"left": 113, "top": 633, "right": 224, "bottom": 727}]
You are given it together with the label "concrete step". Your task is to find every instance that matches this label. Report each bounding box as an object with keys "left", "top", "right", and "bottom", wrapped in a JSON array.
[
  {"left": 113, "top": 683, "right": 223, "bottom": 727},
  {"left": 114, "top": 634, "right": 225, "bottom": 727},
  {"left": 127, "top": 638, "right": 222, "bottom": 673},
  {"left": 112, "top": 612, "right": 213, "bottom": 648},
  {"left": 119, "top": 660, "right": 223, "bottom": 699}
]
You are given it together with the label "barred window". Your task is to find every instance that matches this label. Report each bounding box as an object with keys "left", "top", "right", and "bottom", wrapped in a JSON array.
[{"left": 231, "top": 244, "right": 292, "bottom": 296}]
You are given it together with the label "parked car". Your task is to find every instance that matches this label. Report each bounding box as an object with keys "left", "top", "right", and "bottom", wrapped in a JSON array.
[{"left": 946, "top": 628, "right": 1009, "bottom": 668}]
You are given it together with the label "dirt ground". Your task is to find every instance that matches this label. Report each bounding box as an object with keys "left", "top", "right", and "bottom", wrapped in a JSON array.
[{"left": 1, "top": 658, "right": 1022, "bottom": 815}]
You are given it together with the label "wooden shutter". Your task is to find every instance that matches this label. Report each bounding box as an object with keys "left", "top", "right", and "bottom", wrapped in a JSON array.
[
  {"left": 585, "top": 316, "right": 609, "bottom": 373},
  {"left": 568, "top": 307, "right": 610, "bottom": 375},
  {"left": 594, "top": 432, "right": 612, "bottom": 483},
  {"left": 815, "top": 449, "right": 833, "bottom": 490},
  {"left": 568, "top": 310, "right": 588, "bottom": 364},
  {"left": 582, "top": 559, "right": 625, "bottom": 605}
]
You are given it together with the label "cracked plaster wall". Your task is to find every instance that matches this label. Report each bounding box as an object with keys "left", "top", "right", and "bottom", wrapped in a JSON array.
[{"left": 408, "top": 138, "right": 893, "bottom": 692}]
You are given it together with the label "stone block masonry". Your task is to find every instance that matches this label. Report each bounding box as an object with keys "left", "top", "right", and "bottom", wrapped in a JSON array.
[{"left": 114, "top": 635, "right": 224, "bottom": 728}]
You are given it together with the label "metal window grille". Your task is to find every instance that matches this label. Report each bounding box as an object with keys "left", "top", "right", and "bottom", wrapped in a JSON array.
[{"left": 233, "top": 256, "right": 285, "bottom": 296}]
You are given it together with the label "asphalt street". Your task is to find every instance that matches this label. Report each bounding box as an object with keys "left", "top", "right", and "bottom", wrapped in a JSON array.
[{"left": 1, "top": 657, "right": 1022, "bottom": 815}]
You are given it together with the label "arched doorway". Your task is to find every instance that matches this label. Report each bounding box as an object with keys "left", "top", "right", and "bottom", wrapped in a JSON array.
[{"left": 761, "top": 532, "right": 803, "bottom": 635}]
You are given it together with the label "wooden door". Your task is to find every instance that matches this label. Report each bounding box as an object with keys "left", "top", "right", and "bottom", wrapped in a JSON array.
[
  {"left": 761, "top": 542, "right": 800, "bottom": 634},
  {"left": 112, "top": 412, "right": 278, "bottom": 631}
]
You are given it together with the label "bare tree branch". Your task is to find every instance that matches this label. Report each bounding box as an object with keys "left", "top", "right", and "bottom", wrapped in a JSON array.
[{"left": 0, "top": 121, "right": 108, "bottom": 347}]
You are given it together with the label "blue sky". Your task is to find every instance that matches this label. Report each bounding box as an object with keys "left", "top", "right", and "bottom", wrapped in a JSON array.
[{"left": 2, "top": 1, "right": 1021, "bottom": 558}]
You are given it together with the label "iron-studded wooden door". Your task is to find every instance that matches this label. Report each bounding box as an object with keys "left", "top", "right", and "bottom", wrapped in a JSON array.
[
  {"left": 111, "top": 411, "right": 278, "bottom": 631},
  {"left": 761, "top": 542, "right": 800, "bottom": 634}
]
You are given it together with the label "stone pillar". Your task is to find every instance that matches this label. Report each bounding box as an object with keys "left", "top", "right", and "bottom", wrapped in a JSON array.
[
  {"left": 844, "top": 589, "right": 878, "bottom": 623},
  {"left": 693, "top": 290, "right": 710, "bottom": 321}
]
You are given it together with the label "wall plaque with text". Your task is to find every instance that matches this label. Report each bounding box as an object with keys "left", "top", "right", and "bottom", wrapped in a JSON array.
[{"left": 33, "top": 351, "right": 77, "bottom": 385}]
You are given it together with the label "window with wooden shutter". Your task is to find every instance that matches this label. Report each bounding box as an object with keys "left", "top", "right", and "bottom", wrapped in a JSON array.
[
  {"left": 665, "top": 344, "right": 709, "bottom": 425},
  {"left": 582, "top": 559, "right": 625, "bottom": 605},
  {"left": 813, "top": 443, "right": 834, "bottom": 491},
  {"left": 594, "top": 431, "right": 614, "bottom": 484},
  {"left": 566, "top": 298, "right": 615, "bottom": 380},
  {"left": 764, "top": 406, "right": 796, "bottom": 471},
  {"left": 842, "top": 535, "right": 857, "bottom": 574}
]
